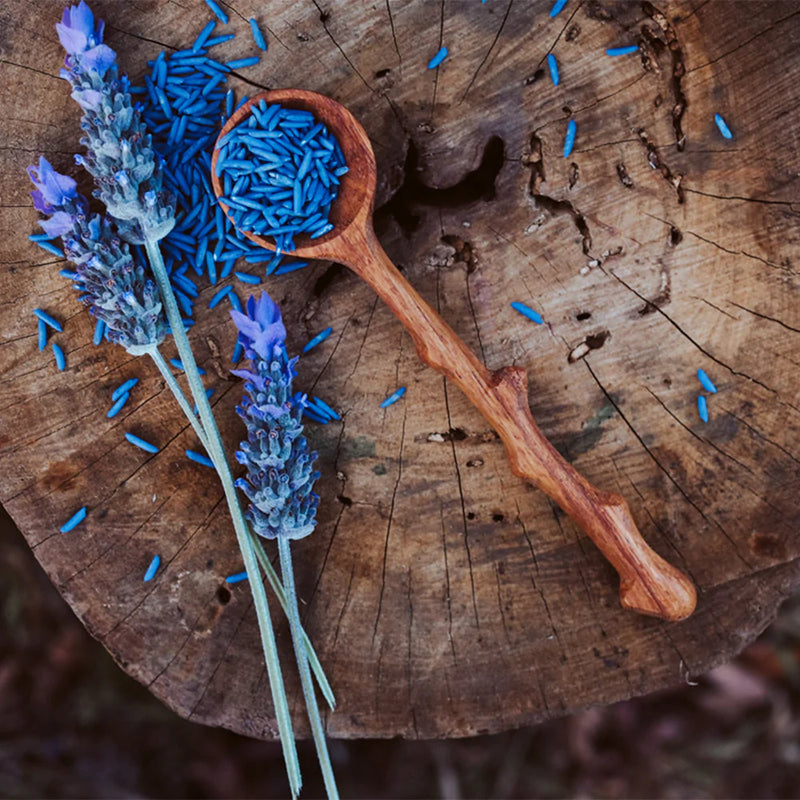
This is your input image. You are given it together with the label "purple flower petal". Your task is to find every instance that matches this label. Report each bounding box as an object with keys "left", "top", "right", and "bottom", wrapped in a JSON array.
[
  {"left": 79, "top": 43, "right": 116, "bottom": 74},
  {"left": 40, "top": 211, "right": 75, "bottom": 237},
  {"left": 40, "top": 164, "right": 77, "bottom": 206},
  {"left": 30, "top": 189, "right": 54, "bottom": 214},
  {"left": 56, "top": 21, "right": 88, "bottom": 54}
]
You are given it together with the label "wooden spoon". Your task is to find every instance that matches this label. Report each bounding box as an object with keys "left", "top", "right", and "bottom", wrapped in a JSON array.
[{"left": 211, "top": 89, "right": 697, "bottom": 622}]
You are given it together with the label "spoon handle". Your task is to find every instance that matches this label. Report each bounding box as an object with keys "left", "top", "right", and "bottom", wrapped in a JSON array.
[{"left": 348, "top": 224, "right": 696, "bottom": 621}]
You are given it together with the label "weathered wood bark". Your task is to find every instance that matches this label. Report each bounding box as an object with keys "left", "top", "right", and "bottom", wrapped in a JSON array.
[{"left": 1, "top": 0, "right": 799, "bottom": 739}]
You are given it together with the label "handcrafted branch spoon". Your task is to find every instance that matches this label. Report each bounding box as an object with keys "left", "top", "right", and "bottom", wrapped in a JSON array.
[{"left": 211, "top": 89, "right": 697, "bottom": 622}]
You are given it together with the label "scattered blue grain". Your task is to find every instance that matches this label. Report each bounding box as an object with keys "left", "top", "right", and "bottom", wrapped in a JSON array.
[
  {"left": 511, "top": 301, "right": 544, "bottom": 324},
  {"left": 33, "top": 308, "right": 63, "bottom": 332},
  {"left": 209, "top": 284, "right": 233, "bottom": 309},
  {"left": 427, "top": 46, "right": 448, "bottom": 69},
  {"left": 186, "top": 449, "right": 215, "bottom": 468},
  {"left": 249, "top": 18, "right": 268, "bottom": 50},
  {"left": 697, "top": 395, "right": 709, "bottom": 423},
  {"left": 37, "top": 319, "right": 47, "bottom": 351},
  {"left": 563, "top": 118, "right": 577, "bottom": 158},
  {"left": 107, "top": 392, "right": 130, "bottom": 418},
  {"left": 547, "top": 53, "right": 559, "bottom": 85},
  {"left": 112, "top": 378, "right": 139, "bottom": 401},
  {"left": 549, "top": 0, "right": 568, "bottom": 16},
  {"left": 193, "top": 20, "right": 216, "bottom": 52},
  {"left": 92, "top": 319, "right": 106, "bottom": 346},
  {"left": 303, "top": 406, "right": 329, "bottom": 425},
  {"left": 60, "top": 506, "right": 87, "bottom": 533},
  {"left": 302, "top": 327, "right": 333, "bottom": 353},
  {"left": 311, "top": 396, "right": 340, "bottom": 421},
  {"left": 234, "top": 271, "right": 261, "bottom": 284},
  {"left": 380, "top": 387, "right": 406, "bottom": 408},
  {"left": 225, "top": 570, "right": 248, "bottom": 584},
  {"left": 52, "top": 343, "right": 66, "bottom": 371},
  {"left": 169, "top": 358, "right": 206, "bottom": 375},
  {"left": 228, "top": 290, "right": 242, "bottom": 313},
  {"left": 59, "top": 269, "right": 79, "bottom": 279},
  {"left": 205, "top": 33, "right": 235, "bottom": 47},
  {"left": 714, "top": 113, "right": 733, "bottom": 139},
  {"left": 192, "top": 388, "right": 216, "bottom": 414},
  {"left": 125, "top": 432, "right": 159, "bottom": 454},
  {"left": 226, "top": 56, "right": 260, "bottom": 70},
  {"left": 275, "top": 260, "right": 309, "bottom": 275},
  {"left": 29, "top": 233, "right": 54, "bottom": 242},
  {"left": 203, "top": 0, "right": 228, "bottom": 23},
  {"left": 143, "top": 555, "right": 161, "bottom": 582},
  {"left": 35, "top": 240, "right": 64, "bottom": 258},
  {"left": 606, "top": 45, "right": 639, "bottom": 56},
  {"left": 697, "top": 369, "right": 717, "bottom": 394}
]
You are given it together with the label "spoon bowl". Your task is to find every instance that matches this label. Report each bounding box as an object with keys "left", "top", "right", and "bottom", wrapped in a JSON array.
[
  {"left": 210, "top": 88, "right": 696, "bottom": 622},
  {"left": 211, "top": 89, "right": 376, "bottom": 264}
]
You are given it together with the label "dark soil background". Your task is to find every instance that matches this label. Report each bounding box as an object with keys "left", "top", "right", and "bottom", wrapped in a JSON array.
[{"left": 2, "top": 502, "right": 800, "bottom": 800}]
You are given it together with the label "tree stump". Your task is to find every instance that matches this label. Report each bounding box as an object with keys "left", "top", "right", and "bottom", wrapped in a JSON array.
[{"left": 1, "top": 0, "right": 799, "bottom": 739}]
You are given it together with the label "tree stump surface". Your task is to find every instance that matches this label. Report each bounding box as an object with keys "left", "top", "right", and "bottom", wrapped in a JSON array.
[{"left": 1, "top": 0, "right": 799, "bottom": 740}]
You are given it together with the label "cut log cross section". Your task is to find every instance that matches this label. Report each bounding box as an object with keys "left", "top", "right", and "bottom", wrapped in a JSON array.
[{"left": 0, "top": 0, "right": 799, "bottom": 739}]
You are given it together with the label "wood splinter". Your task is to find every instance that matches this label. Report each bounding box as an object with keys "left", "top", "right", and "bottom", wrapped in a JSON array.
[{"left": 212, "top": 89, "right": 697, "bottom": 623}]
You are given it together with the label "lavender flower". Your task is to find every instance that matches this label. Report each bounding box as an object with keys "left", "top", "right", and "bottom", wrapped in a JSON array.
[
  {"left": 58, "top": 1, "right": 174, "bottom": 243},
  {"left": 28, "top": 157, "right": 166, "bottom": 353},
  {"left": 232, "top": 293, "right": 320, "bottom": 540}
]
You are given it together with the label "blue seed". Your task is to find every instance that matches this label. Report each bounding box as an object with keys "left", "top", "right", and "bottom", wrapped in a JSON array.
[
  {"left": 428, "top": 46, "right": 448, "bottom": 69},
  {"left": 228, "top": 290, "right": 242, "bottom": 313},
  {"left": 60, "top": 506, "right": 87, "bottom": 533},
  {"left": 275, "top": 260, "right": 309, "bottom": 275},
  {"left": 209, "top": 284, "right": 233, "bottom": 309},
  {"left": 33, "top": 308, "right": 63, "bottom": 332},
  {"left": 225, "top": 571, "right": 248, "bottom": 584},
  {"left": 37, "top": 319, "right": 47, "bottom": 351},
  {"left": 303, "top": 406, "right": 329, "bottom": 425},
  {"left": 205, "top": 34, "right": 235, "bottom": 47},
  {"left": 511, "top": 301, "right": 544, "bottom": 324},
  {"left": 125, "top": 432, "right": 159, "bottom": 454},
  {"left": 203, "top": 0, "right": 228, "bottom": 24},
  {"left": 714, "top": 113, "right": 733, "bottom": 139},
  {"left": 232, "top": 341, "right": 244, "bottom": 364},
  {"left": 52, "top": 343, "right": 66, "bottom": 371},
  {"left": 249, "top": 18, "right": 268, "bottom": 50},
  {"left": 29, "top": 233, "right": 54, "bottom": 242},
  {"left": 549, "top": 0, "right": 568, "bottom": 16},
  {"left": 697, "top": 395, "right": 709, "bottom": 423},
  {"left": 107, "top": 392, "right": 130, "bottom": 419},
  {"left": 697, "top": 369, "right": 717, "bottom": 393},
  {"left": 186, "top": 449, "right": 215, "bottom": 468},
  {"left": 234, "top": 271, "right": 261, "bottom": 284},
  {"left": 606, "top": 45, "right": 639, "bottom": 56},
  {"left": 143, "top": 555, "right": 161, "bottom": 582},
  {"left": 226, "top": 57, "right": 260, "bottom": 70},
  {"left": 380, "top": 387, "right": 407, "bottom": 408},
  {"left": 311, "top": 396, "right": 341, "bottom": 421},
  {"left": 302, "top": 326, "right": 333, "bottom": 353},
  {"left": 35, "top": 240, "right": 64, "bottom": 258},
  {"left": 93, "top": 319, "right": 106, "bottom": 345},
  {"left": 563, "top": 118, "right": 577, "bottom": 158},
  {"left": 193, "top": 20, "right": 216, "bottom": 52},
  {"left": 112, "top": 378, "right": 139, "bottom": 401},
  {"left": 547, "top": 53, "right": 559, "bottom": 85},
  {"left": 169, "top": 359, "right": 206, "bottom": 375}
]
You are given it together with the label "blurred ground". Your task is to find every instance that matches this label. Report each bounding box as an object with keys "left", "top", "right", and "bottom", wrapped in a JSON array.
[{"left": 2, "top": 502, "right": 800, "bottom": 800}]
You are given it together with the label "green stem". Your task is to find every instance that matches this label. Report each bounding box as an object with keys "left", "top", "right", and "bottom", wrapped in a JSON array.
[
  {"left": 252, "top": 537, "right": 335, "bottom": 710},
  {"left": 147, "top": 347, "right": 210, "bottom": 453},
  {"left": 144, "top": 236, "right": 302, "bottom": 798},
  {"left": 279, "top": 538, "right": 339, "bottom": 800},
  {"left": 150, "top": 345, "right": 333, "bottom": 703}
]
